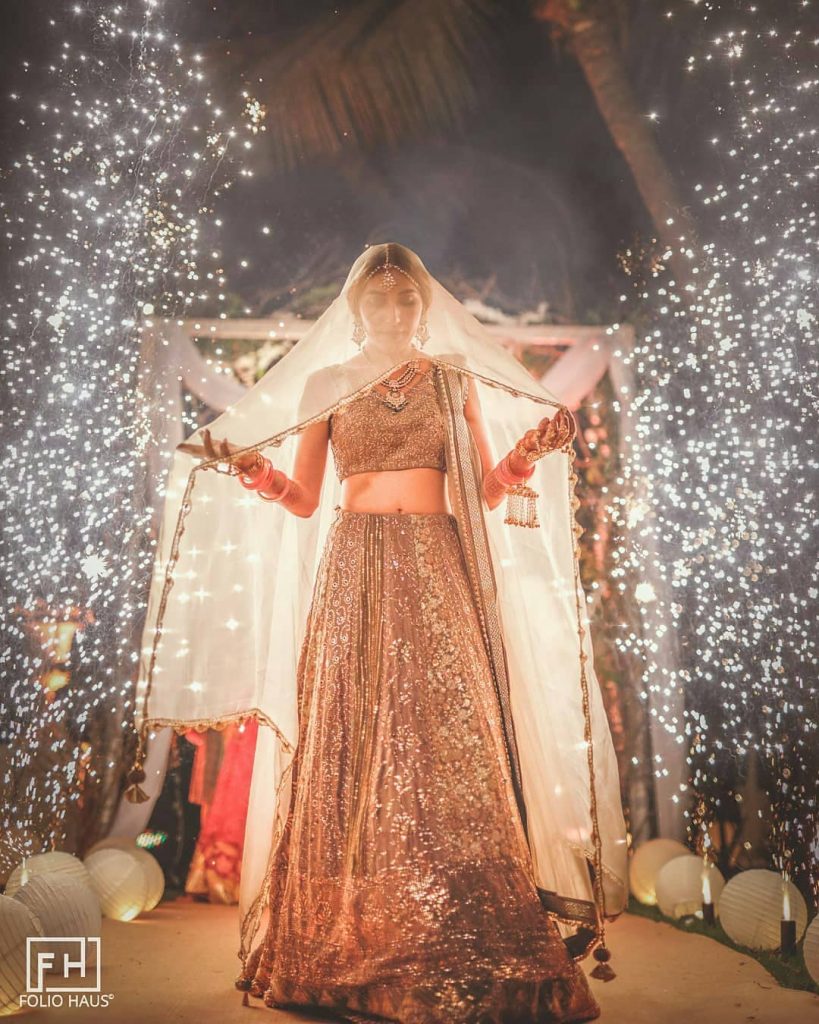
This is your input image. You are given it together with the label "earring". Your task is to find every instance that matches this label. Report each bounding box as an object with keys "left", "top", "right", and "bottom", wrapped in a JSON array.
[
  {"left": 415, "top": 320, "right": 430, "bottom": 347},
  {"left": 352, "top": 320, "right": 366, "bottom": 348}
]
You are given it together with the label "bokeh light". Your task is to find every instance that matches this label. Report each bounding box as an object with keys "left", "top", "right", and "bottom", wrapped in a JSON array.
[
  {"left": 612, "top": 0, "right": 818, "bottom": 901},
  {"left": 0, "top": 0, "right": 250, "bottom": 857}
]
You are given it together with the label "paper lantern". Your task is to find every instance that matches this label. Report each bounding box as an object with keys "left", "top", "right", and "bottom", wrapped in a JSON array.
[
  {"left": 12, "top": 875, "right": 101, "bottom": 967},
  {"left": 803, "top": 914, "right": 819, "bottom": 985},
  {"left": 84, "top": 839, "right": 164, "bottom": 911},
  {"left": 718, "top": 869, "right": 808, "bottom": 950},
  {"left": 655, "top": 854, "right": 726, "bottom": 919},
  {"left": 5, "top": 851, "right": 92, "bottom": 899},
  {"left": 85, "top": 836, "right": 143, "bottom": 857},
  {"left": 629, "top": 838, "right": 691, "bottom": 905},
  {"left": 128, "top": 849, "right": 165, "bottom": 912},
  {"left": 84, "top": 849, "right": 149, "bottom": 921},
  {"left": 0, "top": 895, "right": 43, "bottom": 1017}
]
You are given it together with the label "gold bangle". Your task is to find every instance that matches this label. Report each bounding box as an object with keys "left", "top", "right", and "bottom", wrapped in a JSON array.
[
  {"left": 236, "top": 449, "right": 265, "bottom": 481},
  {"left": 514, "top": 442, "right": 543, "bottom": 465}
]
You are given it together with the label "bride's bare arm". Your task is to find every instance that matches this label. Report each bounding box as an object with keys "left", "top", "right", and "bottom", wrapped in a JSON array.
[
  {"left": 259, "top": 418, "right": 329, "bottom": 517},
  {"left": 463, "top": 376, "right": 507, "bottom": 512}
]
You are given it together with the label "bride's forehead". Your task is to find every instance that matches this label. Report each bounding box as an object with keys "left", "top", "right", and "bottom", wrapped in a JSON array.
[{"left": 361, "top": 273, "right": 419, "bottom": 296}]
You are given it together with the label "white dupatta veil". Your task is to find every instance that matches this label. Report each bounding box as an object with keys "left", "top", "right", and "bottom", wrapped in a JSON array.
[{"left": 129, "top": 242, "right": 628, "bottom": 974}]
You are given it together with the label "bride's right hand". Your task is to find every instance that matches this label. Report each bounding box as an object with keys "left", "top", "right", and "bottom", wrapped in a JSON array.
[{"left": 178, "top": 428, "right": 263, "bottom": 476}]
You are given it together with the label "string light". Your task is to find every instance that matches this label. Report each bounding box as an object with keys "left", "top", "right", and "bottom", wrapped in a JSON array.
[
  {"left": 0, "top": 1, "right": 250, "bottom": 857},
  {"left": 613, "top": 1, "right": 817, "bottom": 902}
]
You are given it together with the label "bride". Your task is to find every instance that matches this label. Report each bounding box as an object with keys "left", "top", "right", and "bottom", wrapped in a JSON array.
[{"left": 128, "top": 243, "right": 628, "bottom": 1023}]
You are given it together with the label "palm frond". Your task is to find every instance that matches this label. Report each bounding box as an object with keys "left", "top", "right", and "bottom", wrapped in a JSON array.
[{"left": 235, "top": 0, "right": 503, "bottom": 170}]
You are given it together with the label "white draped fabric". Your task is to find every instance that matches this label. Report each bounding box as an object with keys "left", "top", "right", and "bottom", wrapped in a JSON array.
[{"left": 128, "top": 245, "right": 629, "bottom": 970}]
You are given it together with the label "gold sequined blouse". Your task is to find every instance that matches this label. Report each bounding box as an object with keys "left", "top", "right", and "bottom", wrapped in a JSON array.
[{"left": 329, "top": 366, "right": 461, "bottom": 482}]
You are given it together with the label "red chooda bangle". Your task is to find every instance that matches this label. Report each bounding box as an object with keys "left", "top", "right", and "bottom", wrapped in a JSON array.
[
  {"left": 239, "top": 457, "right": 276, "bottom": 492},
  {"left": 259, "top": 471, "right": 292, "bottom": 502},
  {"left": 496, "top": 454, "right": 534, "bottom": 486}
]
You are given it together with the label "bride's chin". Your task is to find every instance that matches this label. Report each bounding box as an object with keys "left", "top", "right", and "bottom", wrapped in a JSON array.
[{"left": 372, "top": 335, "right": 416, "bottom": 350}]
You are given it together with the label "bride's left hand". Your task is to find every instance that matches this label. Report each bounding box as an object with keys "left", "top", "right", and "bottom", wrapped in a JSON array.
[
  {"left": 535, "top": 407, "right": 576, "bottom": 452},
  {"left": 509, "top": 408, "right": 576, "bottom": 474}
]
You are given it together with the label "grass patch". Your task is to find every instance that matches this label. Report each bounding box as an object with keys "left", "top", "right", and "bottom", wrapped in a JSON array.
[{"left": 626, "top": 896, "right": 819, "bottom": 995}]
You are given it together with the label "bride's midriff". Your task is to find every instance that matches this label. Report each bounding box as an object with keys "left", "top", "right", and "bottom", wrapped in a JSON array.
[{"left": 339, "top": 467, "right": 450, "bottom": 514}]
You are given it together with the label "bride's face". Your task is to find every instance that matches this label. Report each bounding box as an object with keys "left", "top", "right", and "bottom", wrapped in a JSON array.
[{"left": 359, "top": 270, "right": 424, "bottom": 350}]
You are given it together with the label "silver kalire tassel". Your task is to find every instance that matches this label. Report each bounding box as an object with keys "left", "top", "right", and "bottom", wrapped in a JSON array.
[{"left": 503, "top": 482, "right": 540, "bottom": 528}]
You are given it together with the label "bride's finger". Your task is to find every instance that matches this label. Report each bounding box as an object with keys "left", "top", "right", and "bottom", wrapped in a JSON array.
[
  {"left": 537, "top": 411, "right": 562, "bottom": 435},
  {"left": 178, "top": 442, "right": 205, "bottom": 456},
  {"left": 202, "top": 430, "right": 218, "bottom": 459},
  {"left": 540, "top": 417, "right": 559, "bottom": 441},
  {"left": 561, "top": 409, "right": 577, "bottom": 440}
]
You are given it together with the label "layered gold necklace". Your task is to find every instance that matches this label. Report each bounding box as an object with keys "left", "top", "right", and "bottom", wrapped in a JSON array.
[{"left": 365, "top": 356, "right": 421, "bottom": 412}]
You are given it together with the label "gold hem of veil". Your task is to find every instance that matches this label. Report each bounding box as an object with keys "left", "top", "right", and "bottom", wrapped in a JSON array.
[
  {"left": 138, "top": 709, "right": 293, "bottom": 746},
  {"left": 237, "top": 754, "right": 294, "bottom": 970}
]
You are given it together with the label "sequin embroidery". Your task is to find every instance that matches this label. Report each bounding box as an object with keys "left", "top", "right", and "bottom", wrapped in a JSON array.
[
  {"left": 328, "top": 369, "right": 447, "bottom": 481},
  {"left": 235, "top": 509, "right": 601, "bottom": 1023}
]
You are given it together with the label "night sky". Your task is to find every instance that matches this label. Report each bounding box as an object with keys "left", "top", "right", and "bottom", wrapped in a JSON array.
[{"left": 0, "top": 1, "right": 720, "bottom": 321}]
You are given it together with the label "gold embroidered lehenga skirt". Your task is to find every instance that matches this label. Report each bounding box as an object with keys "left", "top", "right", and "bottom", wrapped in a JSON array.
[{"left": 236, "top": 508, "right": 601, "bottom": 1024}]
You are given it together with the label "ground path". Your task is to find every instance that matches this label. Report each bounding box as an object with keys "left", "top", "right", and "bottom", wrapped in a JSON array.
[{"left": 22, "top": 896, "right": 819, "bottom": 1023}]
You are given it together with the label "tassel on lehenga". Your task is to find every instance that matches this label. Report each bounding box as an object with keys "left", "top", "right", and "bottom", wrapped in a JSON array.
[
  {"left": 124, "top": 726, "right": 150, "bottom": 804},
  {"left": 589, "top": 943, "right": 616, "bottom": 982}
]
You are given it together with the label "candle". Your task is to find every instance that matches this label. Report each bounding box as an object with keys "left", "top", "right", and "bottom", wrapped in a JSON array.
[
  {"left": 780, "top": 881, "right": 796, "bottom": 956},
  {"left": 701, "top": 869, "right": 715, "bottom": 925},
  {"left": 780, "top": 918, "right": 797, "bottom": 956}
]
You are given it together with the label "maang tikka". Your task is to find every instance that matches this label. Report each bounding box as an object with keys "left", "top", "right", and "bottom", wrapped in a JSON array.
[
  {"left": 363, "top": 243, "right": 424, "bottom": 293},
  {"left": 355, "top": 243, "right": 428, "bottom": 348}
]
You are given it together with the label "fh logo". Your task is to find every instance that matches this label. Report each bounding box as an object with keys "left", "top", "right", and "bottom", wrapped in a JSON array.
[{"left": 21, "top": 937, "right": 114, "bottom": 1009}]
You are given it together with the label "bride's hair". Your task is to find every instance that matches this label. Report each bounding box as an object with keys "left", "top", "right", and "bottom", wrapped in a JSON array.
[{"left": 346, "top": 242, "right": 433, "bottom": 317}]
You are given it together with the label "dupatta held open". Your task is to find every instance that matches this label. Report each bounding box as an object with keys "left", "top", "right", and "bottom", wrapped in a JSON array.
[{"left": 129, "top": 243, "right": 628, "bottom": 977}]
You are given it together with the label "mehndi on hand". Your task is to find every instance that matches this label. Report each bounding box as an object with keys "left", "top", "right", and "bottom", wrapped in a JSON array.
[
  {"left": 512, "top": 408, "right": 577, "bottom": 467},
  {"left": 178, "top": 428, "right": 262, "bottom": 476}
]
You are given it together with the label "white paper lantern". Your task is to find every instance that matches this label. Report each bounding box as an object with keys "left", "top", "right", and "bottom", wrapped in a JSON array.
[
  {"left": 84, "top": 849, "right": 149, "bottom": 921},
  {"left": 12, "top": 875, "right": 101, "bottom": 967},
  {"left": 128, "top": 849, "right": 165, "bottom": 912},
  {"left": 84, "top": 840, "right": 164, "bottom": 912},
  {"left": 85, "top": 836, "right": 143, "bottom": 857},
  {"left": 803, "top": 913, "right": 819, "bottom": 986},
  {"left": 629, "top": 838, "right": 691, "bottom": 905},
  {"left": 5, "top": 851, "right": 92, "bottom": 899},
  {"left": 718, "top": 869, "right": 809, "bottom": 950},
  {"left": 655, "top": 854, "right": 726, "bottom": 919},
  {"left": 0, "top": 895, "right": 43, "bottom": 1017}
]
